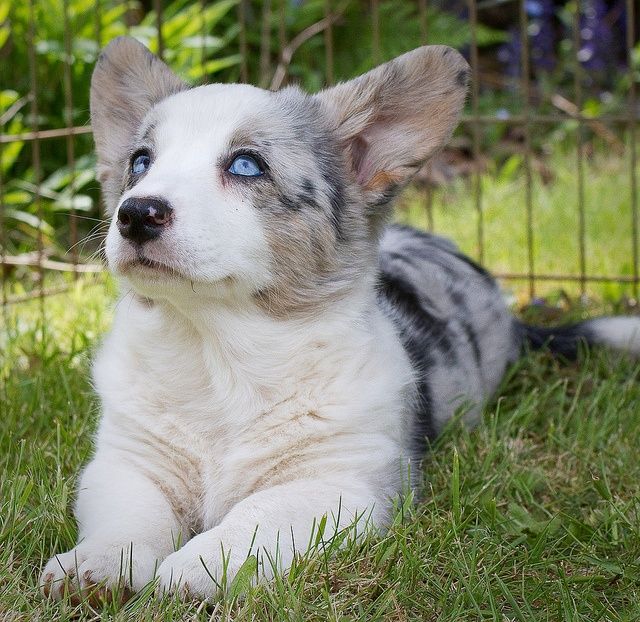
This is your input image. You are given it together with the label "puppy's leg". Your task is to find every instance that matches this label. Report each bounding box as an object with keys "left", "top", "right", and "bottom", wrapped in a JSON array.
[
  {"left": 157, "top": 478, "right": 383, "bottom": 600},
  {"left": 41, "top": 453, "right": 184, "bottom": 602}
]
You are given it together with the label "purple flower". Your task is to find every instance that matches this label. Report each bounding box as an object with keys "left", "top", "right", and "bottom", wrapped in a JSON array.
[
  {"left": 577, "top": 0, "right": 625, "bottom": 76},
  {"left": 498, "top": 27, "right": 522, "bottom": 79},
  {"left": 498, "top": 0, "right": 556, "bottom": 78},
  {"left": 578, "top": 0, "right": 609, "bottom": 70}
]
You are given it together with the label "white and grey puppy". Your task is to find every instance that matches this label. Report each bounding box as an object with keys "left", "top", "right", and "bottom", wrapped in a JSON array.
[{"left": 41, "top": 36, "right": 640, "bottom": 602}]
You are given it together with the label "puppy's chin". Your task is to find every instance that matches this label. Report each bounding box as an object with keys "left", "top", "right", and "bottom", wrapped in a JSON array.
[
  {"left": 105, "top": 234, "right": 271, "bottom": 306},
  {"left": 111, "top": 258, "right": 245, "bottom": 306},
  {"left": 116, "top": 257, "right": 189, "bottom": 281},
  {"left": 107, "top": 238, "right": 196, "bottom": 297}
]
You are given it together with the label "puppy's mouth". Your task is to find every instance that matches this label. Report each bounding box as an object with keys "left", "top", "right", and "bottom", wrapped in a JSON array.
[{"left": 119, "top": 256, "right": 186, "bottom": 279}]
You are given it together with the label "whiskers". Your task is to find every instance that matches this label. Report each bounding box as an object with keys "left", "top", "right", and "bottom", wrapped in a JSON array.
[{"left": 66, "top": 217, "right": 111, "bottom": 265}]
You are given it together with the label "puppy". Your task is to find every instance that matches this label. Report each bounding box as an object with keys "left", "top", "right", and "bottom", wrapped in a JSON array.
[{"left": 41, "top": 36, "right": 640, "bottom": 602}]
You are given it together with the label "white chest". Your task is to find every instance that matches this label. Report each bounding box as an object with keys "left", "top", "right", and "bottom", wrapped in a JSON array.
[{"left": 91, "top": 295, "right": 415, "bottom": 532}]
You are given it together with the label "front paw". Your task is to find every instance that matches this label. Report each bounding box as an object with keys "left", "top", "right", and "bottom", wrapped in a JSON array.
[
  {"left": 156, "top": 531, "right": 255, "bottom": 600},
  {"left": 40, "top": 542, "right": 160, "bottom": 603}
]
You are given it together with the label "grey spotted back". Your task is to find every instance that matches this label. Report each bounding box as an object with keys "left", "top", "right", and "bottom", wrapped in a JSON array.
[{"left": 377, "top": 225, "right": 519, "bottom": 453}]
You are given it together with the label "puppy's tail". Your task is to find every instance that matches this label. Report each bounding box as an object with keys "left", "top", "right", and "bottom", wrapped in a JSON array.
[{"left": 520, "top": 316, "right": 640, "bottom": 359}]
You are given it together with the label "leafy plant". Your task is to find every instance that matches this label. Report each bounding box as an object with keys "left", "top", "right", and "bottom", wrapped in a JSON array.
[
  {"left": 0, "top": 0, "right": 635, "bottom": 271},
  {"left": 1, "top": 0, "right": 240, "bottom": 259}
]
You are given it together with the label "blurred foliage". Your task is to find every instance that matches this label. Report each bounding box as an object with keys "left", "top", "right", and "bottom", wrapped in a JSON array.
[
  {"left": 1, "top": 0, "right": 241, "bottom": 258},
  {"left": 241, "top": 0, "right": 506, "bottom": 91},
  {"left": 0, "top": 0, "right": 637, "bottom": 266}
]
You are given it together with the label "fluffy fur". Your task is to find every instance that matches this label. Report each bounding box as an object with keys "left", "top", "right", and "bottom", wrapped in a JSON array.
[{"left": 41, "top": 37, "right": 640, "bottom": 602}]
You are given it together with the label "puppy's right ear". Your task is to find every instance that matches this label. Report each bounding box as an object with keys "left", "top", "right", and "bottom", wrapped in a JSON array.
[{"left": 90, "top": 36, "right": 187, "bottom": 212}]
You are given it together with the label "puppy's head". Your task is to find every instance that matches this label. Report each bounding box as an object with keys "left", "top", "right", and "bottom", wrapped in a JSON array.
[{"left": 91, "top": 36, "right": 468, "bottom": 312}]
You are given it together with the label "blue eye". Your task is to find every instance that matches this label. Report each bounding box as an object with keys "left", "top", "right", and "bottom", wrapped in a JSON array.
[
  {"left": 228, "top": 154, "right": 263, "bottom": 177},
  {"left": 131, "top": 151, "right": 151, "bottom": 175}
]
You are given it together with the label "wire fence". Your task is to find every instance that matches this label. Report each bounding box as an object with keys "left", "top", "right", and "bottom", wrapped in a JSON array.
[{"left": 1, "top": 0, "right": 639, "bottom": 310}]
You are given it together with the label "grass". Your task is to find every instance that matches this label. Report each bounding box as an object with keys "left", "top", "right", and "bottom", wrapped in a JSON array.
[
  {"left": 2, "top": 280, "right": 640, "bottom": 621},
  {"left": 2, "top": 148, "right": 640, "bottom": 620},
  {"left": 397, "top": 144, "right": 640, "bottom": 303}
]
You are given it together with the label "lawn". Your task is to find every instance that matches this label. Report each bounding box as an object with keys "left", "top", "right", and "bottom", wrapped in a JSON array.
[
  {"left": 2, "top": 149, "right": 640, "bottom": 621},
  {"left": 397, "top": 144, "right": 639, "bottom": 303}
]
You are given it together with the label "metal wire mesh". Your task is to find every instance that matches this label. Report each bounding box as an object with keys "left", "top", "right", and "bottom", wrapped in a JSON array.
[{"left": 0, "top": 0, "right": 638, "bottom": 307}]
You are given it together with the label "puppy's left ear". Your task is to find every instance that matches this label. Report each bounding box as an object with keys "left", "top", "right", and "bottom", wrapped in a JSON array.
[
  {"left": 90, "top": 36, "right": 187, "bottom": 212},
  {"left": 315, "top": 46, "right": 469, "bottom": 207}
]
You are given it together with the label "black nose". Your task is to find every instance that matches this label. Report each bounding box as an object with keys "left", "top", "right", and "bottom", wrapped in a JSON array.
[{"left": 117, "top": 197, "right": 173, "bottom": 245}]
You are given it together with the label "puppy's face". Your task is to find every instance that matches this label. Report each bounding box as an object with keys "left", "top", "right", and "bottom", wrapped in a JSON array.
[
  {"left": 91, "top": 37, "right": 468, "bottom": 312},
  {"left": 102, "top": 83, "right": 351, "bottom": 306}
]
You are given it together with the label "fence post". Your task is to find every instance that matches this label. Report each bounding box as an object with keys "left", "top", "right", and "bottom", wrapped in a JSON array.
[
  {"left": 519, "top": 0, "right": 535, "bottom": 300},
  {"left": 468, "top": 0, "right": 484, "bottom": 265},
  {"left": 627, "top": 0, "right": 639, "bottom": 301}
]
